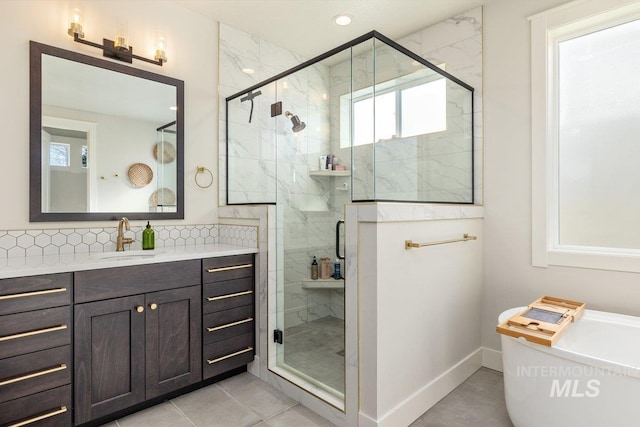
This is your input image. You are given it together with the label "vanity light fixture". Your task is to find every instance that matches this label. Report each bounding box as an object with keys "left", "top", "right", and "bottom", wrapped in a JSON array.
[{"left": 67, "top": 12, "right": 167, "bottom": 66}]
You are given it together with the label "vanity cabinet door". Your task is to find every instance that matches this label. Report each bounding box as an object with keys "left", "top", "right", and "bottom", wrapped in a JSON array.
[
  {"left": 74, "top": 295, "right": 146, "bottom": 425},
  {"left": 145, "top": 285, "right": 201, "bottom": 399}
]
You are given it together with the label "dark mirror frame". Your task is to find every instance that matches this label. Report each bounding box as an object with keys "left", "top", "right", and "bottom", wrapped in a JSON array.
[{"left": 30, "top": 41, "right": 184, "bottom": 222}]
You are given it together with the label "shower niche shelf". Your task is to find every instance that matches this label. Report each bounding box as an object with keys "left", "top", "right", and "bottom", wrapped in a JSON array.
[
  {"left": 302, "top": 278, "right": 344, "bottom": 290},
  {"left": 309, "top": 170, "right": 350, "bottom": 177}
]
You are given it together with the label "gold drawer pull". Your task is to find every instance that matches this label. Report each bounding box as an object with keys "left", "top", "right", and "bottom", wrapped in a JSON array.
[
  {"left": 0, "top": 325, "right": 67, "bottom": 342},
  {"left": 207, "top": 318, "right": 253, "bottom": 332},
  {"left": 8, "top": 406, "right": 67, "bottom": 427},
  {"left": 206, "top": 263, "right": 253, "bottom": 273},
  {"left": 0, "top": 364, "right": 67, "bottom": 387},
  {"left": 206, "top": 290, "right": 253, "bottom": 302},
  {"left": 207, "top": 347, "right": 253, "bottom": 365},
  {"left": 0, "top": 288, "right": 67, "bottom": 301}
]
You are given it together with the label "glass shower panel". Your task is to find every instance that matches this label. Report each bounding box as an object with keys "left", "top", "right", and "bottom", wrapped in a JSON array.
[
  {"left": 154, "top": 122, "right": 177, "bottom": 212},
  {"left": 347, "top": 38, "right": 473, "bottom": 203},
  {"left": 227, "top": 81, "right": 278, "bottom": 204},
  {"left": 275, "top": 47, "right": 352, "bottom": 401},
  {"left": 350, "top": 39, "right": 376, "bottom": 201}
]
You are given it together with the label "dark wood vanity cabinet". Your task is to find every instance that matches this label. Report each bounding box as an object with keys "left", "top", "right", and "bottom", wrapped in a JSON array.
[
  {"left": 202, "top": 254, "right": 255, "bottom": 379},
  {"left": 74, "top": 260, "right": 202, "bottom": 425},
  {"left": 0, "top": 273, "right": 73, "bottom": 427},
  {"left": 0, "top": 253, "right": 255, "bottom": 426}
]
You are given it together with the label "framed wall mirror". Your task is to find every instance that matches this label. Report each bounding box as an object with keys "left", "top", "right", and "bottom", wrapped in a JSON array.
[{"left": 30, "top": 41, "right": 184, "bottom": 221}]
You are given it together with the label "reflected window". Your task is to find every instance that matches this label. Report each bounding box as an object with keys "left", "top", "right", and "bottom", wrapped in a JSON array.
[
  {"left": 81, "top": 145, "right": 88, "bottom": 168},
  {"left": 50, "top": 142, "right": 70, "bottom": 167}
]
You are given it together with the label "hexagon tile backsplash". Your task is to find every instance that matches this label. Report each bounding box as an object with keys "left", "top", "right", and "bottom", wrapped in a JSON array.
[{"left": 0, "top": 224, "right": 257, "bottom": 259}]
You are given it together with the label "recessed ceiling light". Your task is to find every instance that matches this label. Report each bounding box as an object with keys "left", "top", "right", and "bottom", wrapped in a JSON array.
[
  {"left": 170, "top": 106, "right": 178, "bottom": 111},
  {"left": 333, "top": 15, "right": 352, "bottom": 26},
  {"left": 241, "top": 68, "right": 255, "bottom": 74}
]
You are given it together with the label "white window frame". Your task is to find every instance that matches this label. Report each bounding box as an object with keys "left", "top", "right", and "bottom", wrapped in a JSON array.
[{"left": 531, "top": 0, "right": 640, "bottom": 272}]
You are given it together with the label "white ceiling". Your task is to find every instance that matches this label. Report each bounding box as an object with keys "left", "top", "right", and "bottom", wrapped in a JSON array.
[{"left": 172, "top": 0, "right": 490, "bottom": 59}]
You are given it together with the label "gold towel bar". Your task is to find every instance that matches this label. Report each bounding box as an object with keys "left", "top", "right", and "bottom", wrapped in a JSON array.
[
  {"left": 207, "top": 318, "right": 253, "bottom": 332},
  {"left": 405, "top": 234, "right": 477, "bottom": 250},
  {"left": 0, "top": 288, "right": 67, "bottom": 301},
  {"left": 206, "top": 264, "right": 253, "bottom": 273},
  {"left": 0, "top": 325, "right": 67, "bottom": 342},
  {"left": 8, "top": 406, "right": 67, "bottom": 427},
  {"left": 0, "top": 364, "right": 67, "bottom": 387},
  {"left": 207, "top": 347, "right": 253, "bottom": 365},
  {"left": 206, "top": 290, "right": 253, "bottom": 302}
]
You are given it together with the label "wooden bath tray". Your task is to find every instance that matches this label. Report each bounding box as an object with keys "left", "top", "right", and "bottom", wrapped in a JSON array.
[{"left": 496, "top": 296, "right": 586, "bottom": 347}]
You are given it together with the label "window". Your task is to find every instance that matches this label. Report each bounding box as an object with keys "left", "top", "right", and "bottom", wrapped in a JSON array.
[
  {"left": 81, "top": 145, "right": 88, "bottom": 168},
  {"left": 342, "top": 71, "right": 446, "bottom": 148},
  {"left": 49, "top": 142, "right": 70, "bottom": 167},
  {"left": 531, "top": 0, "right": 640, "bottom": 272}
]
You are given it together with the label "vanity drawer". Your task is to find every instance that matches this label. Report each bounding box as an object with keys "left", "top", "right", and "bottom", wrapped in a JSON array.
[
  {"left": 75, "top": 259, "right": 201, "bottom": 303},
  {"left": 0, "top": 345, "right": 71, "bottom": 404},
  {"left": 202, "top": 255, "right": 254, "bottom": 283},
  {"left": 203, "top": 278, "right": 254, "bottom": 314},
  {"left": 203, "top": 333, "right": 254, "bottom": 379},
  {"left": 0, "top": 306, "right": 71, "bottom": 360},
  {"left": 0, "top": 273, "right": 71, "bottom": 316},
  {"left": 203, "top": 305, "right": 254, "bottom": 345},
  {"left": 0, "top": 384, "right": 71, "bottom": 427}
]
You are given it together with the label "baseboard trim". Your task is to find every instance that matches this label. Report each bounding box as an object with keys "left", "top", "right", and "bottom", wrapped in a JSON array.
[
  {"left": 482, "top": 347, "right": 503, "bottom": 372},
  {"left": 359, "top": 348, "right": 483, "bottom": 427}
]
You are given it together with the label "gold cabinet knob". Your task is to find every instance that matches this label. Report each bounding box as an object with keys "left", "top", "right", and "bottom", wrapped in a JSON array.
[
  {"left": 136, "top": 306, "right": 144, "bottom": 313},
  {"left": 150, "top": 303, "right": 158, "bottom": 310}
]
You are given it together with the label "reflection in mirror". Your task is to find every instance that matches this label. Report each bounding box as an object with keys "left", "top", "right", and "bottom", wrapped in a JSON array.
[{"left": 30, "top": 41, "right": 184, "bottom": 221}]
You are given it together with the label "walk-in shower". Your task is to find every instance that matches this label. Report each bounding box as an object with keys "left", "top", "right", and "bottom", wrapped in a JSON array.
[{"left": 226, "top": 31, "right": 473, "bottom": 408}]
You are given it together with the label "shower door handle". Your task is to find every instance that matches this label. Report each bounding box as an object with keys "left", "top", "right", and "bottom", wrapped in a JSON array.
[{"left": 336, "top": 220, "right": 345, "bottom": 260}]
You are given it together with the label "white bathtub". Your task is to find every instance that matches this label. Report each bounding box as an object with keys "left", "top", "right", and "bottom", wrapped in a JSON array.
[{"left": 499, "top": 307, "right": 640, "bottom": 427}]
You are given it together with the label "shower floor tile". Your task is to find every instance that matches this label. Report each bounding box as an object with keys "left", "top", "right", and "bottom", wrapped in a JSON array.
[{"left": 283, "top": 316, "right": 345, "bottom": 393}]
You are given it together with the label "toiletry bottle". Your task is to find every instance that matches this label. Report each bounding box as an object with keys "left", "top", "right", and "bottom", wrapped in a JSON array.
[
  {"left": 311, "top": 256, "right": 319, "bottom": 280},
  {"left": 333, "top": 258, "right": 341, "bottom": 279},
  {"left": 142, "top": 221, "right": 155, "bottom": 250},
  {"left": 320, "top": 257, "right": 331, "bottom": 279}
]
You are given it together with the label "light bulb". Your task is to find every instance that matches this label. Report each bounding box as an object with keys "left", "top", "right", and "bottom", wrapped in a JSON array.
[{"left": 67, "top": 5, "right": 84, "bottom": 38}]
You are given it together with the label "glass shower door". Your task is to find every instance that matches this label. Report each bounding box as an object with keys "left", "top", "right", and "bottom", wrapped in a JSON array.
[{"left": 273, "top": 49, "right": 351, "bottom": 403}]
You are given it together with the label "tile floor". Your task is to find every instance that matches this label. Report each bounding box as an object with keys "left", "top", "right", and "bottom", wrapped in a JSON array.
[
  {"left": 284, "top": 316, "right": 345, "bottom": 394},
  {"left": 102, "top": 367, "right": 512, "bottom": 427}
]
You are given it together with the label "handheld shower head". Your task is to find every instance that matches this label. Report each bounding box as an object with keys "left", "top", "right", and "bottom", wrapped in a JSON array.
[
  {"left": 285, "top": 111, "right": 306, "bottom": 133},
  {"left": 240, "top": 90, "right": 262, "bottom": 123}
]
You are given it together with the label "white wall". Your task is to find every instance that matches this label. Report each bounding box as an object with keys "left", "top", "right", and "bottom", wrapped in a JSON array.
[
  {"left": 355, "top": 211, "right": 483, "bottom": 427},
  {"left": 482, "top": 0, "right": 640, "bottom": 352},
  {"left": 0, "top": 0, "right": 218, "bottom": 229}
]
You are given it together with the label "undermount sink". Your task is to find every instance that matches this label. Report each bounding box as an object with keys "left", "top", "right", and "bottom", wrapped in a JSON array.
[{"left": 91, "top": 250, "right": 165, "bottom": 261}]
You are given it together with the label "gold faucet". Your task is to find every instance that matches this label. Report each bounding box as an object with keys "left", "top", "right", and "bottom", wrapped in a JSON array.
[{"left": 116, "top": 217, "right": 134, "bottom": 251}]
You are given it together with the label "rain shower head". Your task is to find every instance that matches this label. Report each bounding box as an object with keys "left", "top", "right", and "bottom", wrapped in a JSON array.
[{"left": 285, "top": 111, "right": 306, "bottom": 133}]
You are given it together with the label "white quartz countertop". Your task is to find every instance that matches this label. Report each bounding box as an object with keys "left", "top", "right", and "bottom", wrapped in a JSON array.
[{"left": 0, "top": 244, "right": 258, "bottom": 279}]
